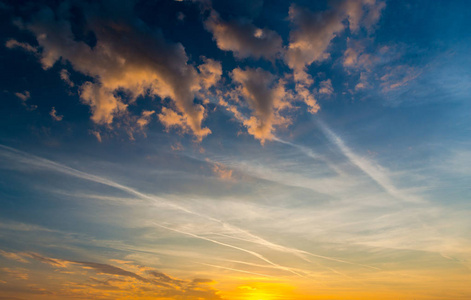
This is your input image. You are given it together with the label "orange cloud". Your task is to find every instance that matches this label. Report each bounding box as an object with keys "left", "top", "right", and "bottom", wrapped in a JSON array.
[
  {"left": 228, "top": 68, "right": 293, "bottom": 144},
  {"left": 14, "top": 91, "right": 30, "bottom": 102},
  {"left": 205, "top": 10, "right": 283, "bottom": 60},
  {"left": 211, "top": 162, "right": 233, "bottom": 180},
  {"left": 380, "top": 65, "right": 421, "bottom": 92},
  {"left": 15, "top": 2, "right": 220, "bottom": 140},
  {"left": 0, "top": 250, "right": 224, "bottom": 299},
  {"left": 0, "top": 250, "right": 29, "bottom": 263},
  {"left": 286, "top": 1, "right": 385, "bottom": 112},
  {"left": 5, "top": 39, "right": 37, "bottom": 53},
  {"left": 318, "top": 79, "right": 334, "bottom": 96},
  {"left": 286, "top": 0, "right": 386, "bottom": 71},
  {"left": 1, "top": 268, "right": 29, "bottom": 280},
  {"left": 198, "top": 58, "right": 223, "bottom": 90},
  {"left": 49, "top": 107, "right": 63, "bottom": 121},
  {"left": 136, "top": 110, "right": 155, "bottom": 130},
  {"left": 59, "top": 69, "right": 74, "bottom": 87}
]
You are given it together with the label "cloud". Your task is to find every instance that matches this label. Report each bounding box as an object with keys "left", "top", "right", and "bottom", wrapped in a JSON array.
[
  {"left": 284, "top": 3, "right": 344, "bottom": 112},
  {"left": 363, "top": 0, "right": 386, "bottom": 32},
  {"left": 59, "top": 69, "right": 74, "bottom": 87},
  {"left": 342, "top": 41, "right": 421, "bottom": 95},
  {"left": 14, "top": 91, "right": 30, "bottom": 102},
  {"left": 5, "top": 39, "right": 37, "bottom": 54},
  {"left": 1, "top": 268, "right": 28, "bottom": 280},
  {"left": 78, "top": 82, "right": 127, "bottom": 125},
  {"left": 49, "top": 107, "right": 63, "bottom": 121},
  {"left": 14, "top": 91, "right": 37, "bottom": 111},
  {"left": 285, "top": 1, "right": 385, "bottom": 111},
  {"left": 198, "top": 262, "right": 275, "bottom": 278},
  {"left": 204, "top": 10, "right": 283, "bottom": 60},
  {"left": 15, "top": 1, "right": 219, "bottom": 140},
  {"left": 291, "top": 72, "right": 320, "bottom": 114},
  {"left": 0, "top": 144, "right": 210, "bottom": 220},
  {"left": 0, "top": 251, "right": 29, "bottom": 263},
  {"left": 0, "top": 144, "right": 381, "bottom": 278},
  {"left": 71, "top": 261, "right": 148, "bottom": 282},
  {"left": 148, "top": 270, "right": 185, "bottom": 286},
  {"left": 380, "top": 64, "right": 421, "bottom": 92},
  {"left": 90, "top": 130, "right": 102, "bottom": 142},
  {"left": 318, "top": 79, "right": 334, "bottom": 95},
  {"left": 198, "top": 58, "right": 223, "bottom": 90},
  {"left": 22, "top": 252, "right": 70, "bottom": 268},
  {"left": 318, "top": 120, "right": 422, "bottom": 203},
  {"left": 343, "top": 38, "right": 369, "bottom": 69},
  {"left": 286, "top": 0, "right": 385, "bottom": 70},
  {"left": 13, "top": 251, "right": 224, "bottom": 299},
  {"left": 158, "top": 107, "right": 194, "bottom": 135},
  {"left": 210, "top": 161, "right": 233, "bottom": 180},
  {"left": 225, "top": 67, "right": 292, "bottom": 144},
  {"left": 285, "top": 4, "right": 344, "bottom": 71},
  {"left": 136, "top": 110, "right": 155, "bottom": 130},
  {"left": 154, "top": 223, "right": 304, "bottom": 277}
]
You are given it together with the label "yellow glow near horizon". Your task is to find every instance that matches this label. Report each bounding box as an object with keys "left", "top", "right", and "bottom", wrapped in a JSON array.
[{"left": 225, "top": 281, "right": 302, "bottom": 300}]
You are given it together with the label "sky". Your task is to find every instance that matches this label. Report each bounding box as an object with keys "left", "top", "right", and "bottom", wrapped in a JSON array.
[{"left": 0, "top": 0, "right": 470, "bottom": 299}]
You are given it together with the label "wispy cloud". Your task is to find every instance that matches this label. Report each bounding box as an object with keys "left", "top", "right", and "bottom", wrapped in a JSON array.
[
  {"left": 153, "top": 222, "right": 305, "bottom": 277},
  {"left": 0, "top": 144, "right": 379, "bottom": 274},
  {"left": 317, "top": 120, "right": 423, "bottom": 203},
  {"left": 0, "top": 251, "right": 223, "bottom": 299},
  {"left": 49, "top": 107, "right": 63, "bottom": 121},
  {"left": 198, "top": 262, "right": 276, "bottom": 278}
]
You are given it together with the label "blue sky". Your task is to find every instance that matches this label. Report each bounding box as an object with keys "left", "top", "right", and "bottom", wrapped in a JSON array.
[{"left": 0, "top": 0, "right": 470, "bottom": 299}]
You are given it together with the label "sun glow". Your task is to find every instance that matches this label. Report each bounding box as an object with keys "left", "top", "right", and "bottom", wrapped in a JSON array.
[{"left": 227, "top": 282, "right": 303, "bottom": 300}]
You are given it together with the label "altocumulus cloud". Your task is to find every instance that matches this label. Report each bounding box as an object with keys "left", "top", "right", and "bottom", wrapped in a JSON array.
[
  {"left": 14, "top": 0, "right": 221, "bottom": 140},
  {"left": 5, "top": 0, "right": 386, "bottom": 144}
]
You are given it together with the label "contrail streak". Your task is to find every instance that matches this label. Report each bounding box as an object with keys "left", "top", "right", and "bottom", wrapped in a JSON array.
[
  {"left": 0, "top": 144, "right": 379, "bottom": 271},
  {"left": 272, "top": 136, "right": 345, "bottom": 175},
  {"left": 0, "top": 144, "right": 203, "bottom": 216},
  {"left": 316, "top": 121, "right": 422, "bottom": 203},
  {"left": 153, "top": 223, "right": 305, "bottom": 277},
  {"left": 214, "top": 232, "right": 380, "bottom": 270},
  {"left": 197, "top": 262, "right": 275, "bottom": 278}
]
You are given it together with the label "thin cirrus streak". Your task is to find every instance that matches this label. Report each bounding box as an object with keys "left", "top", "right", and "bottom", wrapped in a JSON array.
[
  {"left": 0, "top": 143, "right": 381, "bottom": 272},
  {"left": 197, "top": 262, "right": 276, "bottom": 278},
  {"left": 272, "top": 122, "right": 423, "bottom": 204},
  {"left": 0, "top": 144, "right": 204, "bottom": 216},
  {"left": 316, "top": 120, "right": 424, "bottom": 203},
  {"left": 214, "top": 232, "right": 381, "bottom": 271},
  {"left": 272, "top": 136, "right": 346, "bottom": 176},
  {"left": 213, "top": 258, "right": 331, "bottom": 281},
  {"left": 152, "top": 222, "right": 306, "bottom": 277}
]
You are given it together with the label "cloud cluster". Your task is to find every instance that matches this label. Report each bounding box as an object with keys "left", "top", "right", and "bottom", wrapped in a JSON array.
[
  {"left": 0, "top": 250, "right": 223, "bottom": 300},
  {"left": 6, "top": 0, "right": 386, "bottom": 143},
  {"left": 342, "top": 40, "right": 421, "bottom": 94},
  {"left": 18, "top": 1, "right": 221, "bottom": 140},
  {"left": 13, "top": 91, "right": 37, "bottom": 111},
  {"left": 287, "top": 0, "right": 385, "bottom": 71},
  {"left": 285, "top": 0, "right": 385, "bottom": 112}
]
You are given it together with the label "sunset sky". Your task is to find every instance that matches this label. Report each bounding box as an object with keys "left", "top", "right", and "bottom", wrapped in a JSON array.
[{"left": 0, "top": 0, "right": 470, "bottom": 299}]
